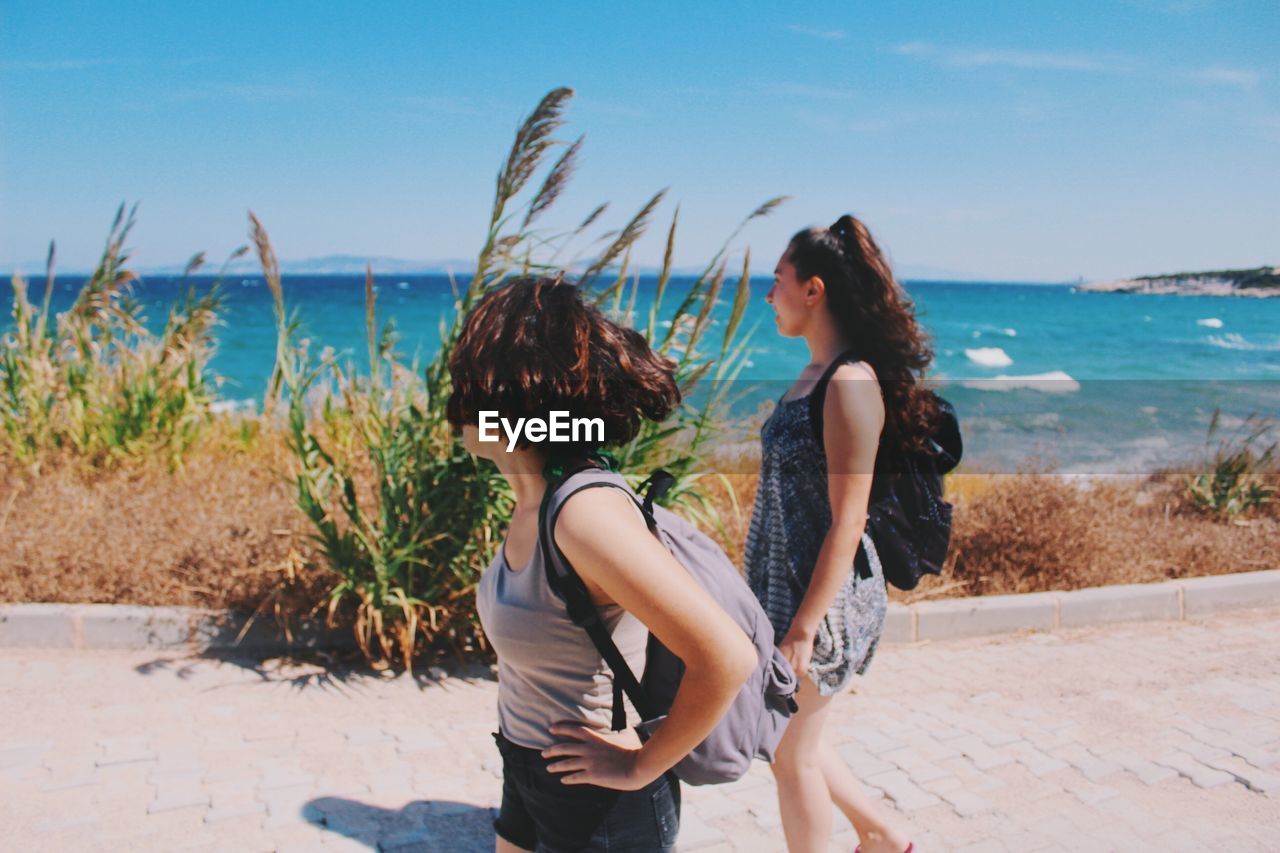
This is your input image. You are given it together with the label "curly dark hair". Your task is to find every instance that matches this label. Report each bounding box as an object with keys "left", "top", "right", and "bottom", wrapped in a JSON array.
[
  {"left": 446, "top": 275, "right": 680, "bottom": 453},
  {"left": 787, "top": 215, "right": 940, "bottom": 457}
]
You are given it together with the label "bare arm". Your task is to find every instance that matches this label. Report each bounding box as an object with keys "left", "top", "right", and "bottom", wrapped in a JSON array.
[
  {"left": 779, "top": 363, "right": 884, "bottom": 678},
  {"left": 540, "top": 487, "right": 758, "bottom": 790}
]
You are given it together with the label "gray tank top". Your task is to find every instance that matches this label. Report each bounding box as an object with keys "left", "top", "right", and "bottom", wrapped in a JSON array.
[{"left": 476, "top": 512, "right": 649, "bottom": 750}]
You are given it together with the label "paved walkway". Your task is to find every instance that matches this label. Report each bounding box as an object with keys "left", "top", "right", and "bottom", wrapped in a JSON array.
[{"left": 4, "top": 607, "right": 1279, "bottom": 852}]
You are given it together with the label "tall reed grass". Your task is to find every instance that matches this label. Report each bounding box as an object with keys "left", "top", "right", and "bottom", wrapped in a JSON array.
[
  {"left": 253, "top": 88, "right": 785, "bottom": 668},
  {"left": 1, "top": 206, "right": 238, "bottom": 471}
]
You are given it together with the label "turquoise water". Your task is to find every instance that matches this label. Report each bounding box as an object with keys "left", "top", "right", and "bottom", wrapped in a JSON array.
[{"left": 9, "top": 274, "right": 1280, "bottom": 473}]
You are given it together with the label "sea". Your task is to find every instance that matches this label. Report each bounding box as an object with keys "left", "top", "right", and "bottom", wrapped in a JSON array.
[{"left": 9, "top": 274, "right": 1280, "bottom": 475}]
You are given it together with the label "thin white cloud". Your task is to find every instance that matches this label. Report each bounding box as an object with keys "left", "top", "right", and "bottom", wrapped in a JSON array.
[
  {"left": 786, "top": 24, "right": 847, "bottom": 41},
  {"left": 1187, "top": 66, "right": 1261, "bottom": 90},
  {"left": 893, "top": 42, "right": 1120, "bottom": 73},
  {"left": 897, "top": 42, "right": 1264, "bottom": 95},
  {"left": 948, "top": 50, "right": 1114, "bottom": 72}
]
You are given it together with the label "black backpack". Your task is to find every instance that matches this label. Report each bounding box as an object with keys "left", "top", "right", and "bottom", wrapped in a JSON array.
[{"left": 808, "top": 351, "right": 962, "bottom": 591}]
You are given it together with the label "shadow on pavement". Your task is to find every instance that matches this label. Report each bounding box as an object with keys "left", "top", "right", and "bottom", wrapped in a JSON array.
[
  {"left": 131, "top": 650, "right": 498, "bottom": 694},
  {"left": 303, "top": 796, "right": 495, "bottom": 852}
]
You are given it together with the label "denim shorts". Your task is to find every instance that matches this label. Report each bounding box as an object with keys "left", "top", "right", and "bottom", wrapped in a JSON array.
[{"left": 491, "top": 731, "right": 681, "bottom": 852}]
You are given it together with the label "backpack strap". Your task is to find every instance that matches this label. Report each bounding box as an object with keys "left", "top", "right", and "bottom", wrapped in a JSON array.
[
  {"left": 538, "top": 467, "right": 661, "bottom": 728},
  {"left": 807, "top": 349, "right": 864, "bottom": 447}
]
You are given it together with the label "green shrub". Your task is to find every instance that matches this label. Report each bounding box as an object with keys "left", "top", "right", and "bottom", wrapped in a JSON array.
[{"left": 1185, "top": 410, "right": 1276, "bottom": 520}]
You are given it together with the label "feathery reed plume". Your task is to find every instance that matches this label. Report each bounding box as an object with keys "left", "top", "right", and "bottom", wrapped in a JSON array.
[
  {"left": 250, "top": 211, "right": 290, "bottom": 416},
  {"left": 36, "top": 241, "right": 56, "bottom": 343},
  {"left": 495, "top": 87, "right": 574, "bottom": 211},
  {"left": 647, "top": 206, "right": 679, "bottom": 339},
  {"left": 365, "top": 263, "right": 378, "bottom": 383},
  {"left": 662, "top": 195, "right": 788, "bottom": 348},
  {"left": 722, "top": 248, "right": 752, "bottom": 360},
  {"left": 523, "top": 134, "right": 583, "bottom": 230},
  {"left": 582, "top": 187, "right": 668, "bottom": 292},
  {"left": 576, "top": 202, "right": 609, "bottom": 234}
]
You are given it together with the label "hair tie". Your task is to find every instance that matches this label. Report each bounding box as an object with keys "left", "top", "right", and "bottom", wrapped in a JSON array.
[{"left": 829, "top": 215, "right": 858, "bottom": 250}]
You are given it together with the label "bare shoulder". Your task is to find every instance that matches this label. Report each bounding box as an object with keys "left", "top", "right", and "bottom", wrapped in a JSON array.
[
  {"left": 826, "top": 361, "right": 884, "bottom": 415},
  {"left": 555, "top": 484, "right": 644, "bottom": 539},
  {"left": 832, "top": 360, "right": 879, "bottom": 383}
]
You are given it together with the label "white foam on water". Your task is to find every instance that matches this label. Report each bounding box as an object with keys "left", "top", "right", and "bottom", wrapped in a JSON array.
[
  {"left": 1197, "top": 317, "right": 1223, "bottom": 328},
  {"left": 397, "top": 281, "right": 410, "bottom": 290},
  {"left": 959, "top": 370, "right": 1080, "bottom": 393},
  {"left": 1027, "top": 412, "right": 1061, "bottom": 428},
  {"left": 964, "top": 347, "right": 1014, "bottom": 368},
  {"left": 1207, "top": 333, "right": 1280, "bottom": 352},
  {"left": 971, "top": 327, "right": 1015, "bottom": 339},
  {"left": 963, "top": 416, "right": 1008, "bottom": 432},
  {"left": 211, "top": 399, "right": 257, "bottom": 414}
]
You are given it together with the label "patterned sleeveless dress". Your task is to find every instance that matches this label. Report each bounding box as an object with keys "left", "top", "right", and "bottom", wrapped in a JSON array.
[{"left": 743, "top": 390, "right": 889, "bottom": 696}]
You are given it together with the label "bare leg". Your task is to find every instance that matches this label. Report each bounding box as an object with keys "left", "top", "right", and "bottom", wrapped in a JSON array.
[
  {"left": 821, "top": 745, "right": 909, "bottom": 851},
  {"left": 771, "top": 676, "right": 909, "bottom": 853}
]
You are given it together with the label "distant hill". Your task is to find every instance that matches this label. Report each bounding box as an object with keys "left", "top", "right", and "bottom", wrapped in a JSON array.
[{"left": 1078, "top": 266, "right": 1280, "bottom": 297}]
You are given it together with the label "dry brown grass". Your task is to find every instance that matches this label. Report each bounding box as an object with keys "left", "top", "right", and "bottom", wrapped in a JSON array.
[
  {"left": 910, "top": 470, "right": 1280, "bottom": 601},
  {"left": 3, "top": 442, "right": 1276, "bottom": 617},
  {"left": 0, "top": 422, "right": 334, "bottom": 617},
  {"left": 696, "top": 468, "right": 1280, "bottom": 603}
]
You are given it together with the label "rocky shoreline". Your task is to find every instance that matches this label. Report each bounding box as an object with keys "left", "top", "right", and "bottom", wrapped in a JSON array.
[{"left": 1077, "top": 266, "right": 1280, "bottom": 297}]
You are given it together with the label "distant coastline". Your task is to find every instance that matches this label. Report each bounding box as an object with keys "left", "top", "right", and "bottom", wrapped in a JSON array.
[{"left": 1077, "top": 266, "right": 1280, "bottom": 297}]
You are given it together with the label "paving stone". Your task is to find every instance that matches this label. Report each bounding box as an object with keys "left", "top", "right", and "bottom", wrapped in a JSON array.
[
  {"left": 204, "top": 801, "right": 266, "bottom": 824},
  {"left": 1111, "top": 750, "right": 1178, "bottom": 786},
  {"left": 1195, "top": 753, "right": 1280, "bottom": 793},
  {"left": 7, "top": 607, "right": 1280, "bottom": 851},
  {"left": 839, "top": 744, "right": 897, "bottom": 777},
  {"left": 1051, "top": 745, "right": 1121, "bottom": 782},
  {"left": 939, "top": 788, "right": 993, "bottom": 817},
  {"left": 670, "top": 813, "right": 724, "bottom": 849},
  {"left": 1008, "top": 742, "right": 1070, "bottom": 778},
  {"left": 864, "top": 769, "right": 942, "bottom": 812},
  {"left": 950, "top": 735, "right": 1015, "bottom": 771},
  {"left": 1155, "top": 751, "right": 1236, "bottom": 789}
]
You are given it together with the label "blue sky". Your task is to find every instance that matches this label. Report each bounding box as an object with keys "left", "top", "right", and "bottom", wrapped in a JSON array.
[{"left": 2, "top": 0, "right": 1276, "bottom": 281}]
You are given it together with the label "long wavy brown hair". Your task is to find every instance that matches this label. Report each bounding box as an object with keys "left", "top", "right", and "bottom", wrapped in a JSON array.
[
  {"left": 787, "top": 215, "right": 940, "bottom": 457},
  {"left": 446, "top": 275, "right": 680, "bottom": 454}
]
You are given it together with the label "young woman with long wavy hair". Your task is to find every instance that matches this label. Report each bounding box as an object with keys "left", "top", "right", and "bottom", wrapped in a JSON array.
[{"left": 744, "top": 215, "right": 939, "bottom": 853}]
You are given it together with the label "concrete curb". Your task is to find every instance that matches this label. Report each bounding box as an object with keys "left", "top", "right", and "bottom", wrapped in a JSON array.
[
  {"left": 1, "top": 570, "right": 1278, "bottom": 653},
  {"left": 889, "top": 569, "right": 1280, "bottom": 643},
  {"left": 0, "top": 603, "right": 353, "bottom": 655}
]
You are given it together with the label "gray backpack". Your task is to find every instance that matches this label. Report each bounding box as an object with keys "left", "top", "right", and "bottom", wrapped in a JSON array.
[{"left": 538, "top": 459, "right": 799, "bottom": 786}]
